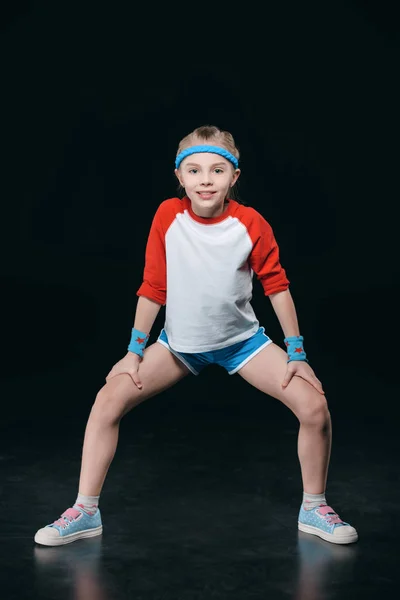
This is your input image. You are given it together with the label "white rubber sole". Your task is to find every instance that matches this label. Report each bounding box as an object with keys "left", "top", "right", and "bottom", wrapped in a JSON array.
[
  {"left": 34, "top": 525, "right": 103, "bottom": 546},
  {"left": 298, "top": 522, "right": 358, "bottom": 544}
]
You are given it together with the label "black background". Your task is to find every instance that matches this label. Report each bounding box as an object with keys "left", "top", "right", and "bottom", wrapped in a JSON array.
[{"left": 2, "top": 0, "right": 399, "bottom": 433}]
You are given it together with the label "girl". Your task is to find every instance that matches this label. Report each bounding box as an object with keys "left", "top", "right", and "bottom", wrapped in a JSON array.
[{"left": 34, "top": 125, "right": 358, "bottom": 546}]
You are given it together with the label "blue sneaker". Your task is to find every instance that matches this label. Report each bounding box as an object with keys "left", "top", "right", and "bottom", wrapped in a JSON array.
[
  {"left": 298, "top": 504, "right": 358, "bottom": 544},
  {"left": 34, "top": 505, "right": 102, "bottom": 546}
]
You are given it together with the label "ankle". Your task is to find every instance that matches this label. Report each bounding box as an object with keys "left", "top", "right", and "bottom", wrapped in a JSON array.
[
  {"left": 303, "top": 491, "right": 327, "bottom": 510},
  {"left": 75, "top": 493, "right": 100, "bottom": 515}
]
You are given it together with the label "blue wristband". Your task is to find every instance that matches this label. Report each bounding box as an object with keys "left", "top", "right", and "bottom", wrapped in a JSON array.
[
  {"left": 284, "top": 335, "right": 308, "bottom": 363},
  {"left": 128, "top": 328, "right": 149, "bottom": 358}
]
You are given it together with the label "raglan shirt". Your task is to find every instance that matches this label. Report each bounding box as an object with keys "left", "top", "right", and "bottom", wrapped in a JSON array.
[{"left": 137, "top": 196, "right": 290, "bottom": 353}]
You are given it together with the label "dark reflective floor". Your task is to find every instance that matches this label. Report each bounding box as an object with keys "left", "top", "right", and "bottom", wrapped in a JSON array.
[{"left": 1, "top": 357, "right": 399, "bottom": 600}]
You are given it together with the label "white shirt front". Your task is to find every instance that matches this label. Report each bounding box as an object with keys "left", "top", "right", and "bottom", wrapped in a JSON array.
[{"left": 137, "top": 197, "right": 290, "bottom": 352}]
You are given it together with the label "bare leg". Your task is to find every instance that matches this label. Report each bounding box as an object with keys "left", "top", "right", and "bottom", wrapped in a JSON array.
[
  {"left": 78, "top": 342, "right": 190, "bottom": 496},
  {"left": 237, "top": 343, "right": 331, "bottom": 494}
]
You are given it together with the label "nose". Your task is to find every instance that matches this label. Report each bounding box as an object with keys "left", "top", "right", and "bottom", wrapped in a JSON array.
[{"left": 200, "top": 172, "right": 213, "bottom": 185}]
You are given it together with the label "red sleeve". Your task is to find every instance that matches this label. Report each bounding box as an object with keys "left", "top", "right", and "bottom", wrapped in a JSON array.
[
  {"left": 240, "top": 207, "right": 290, "bottom": 296},
  {"left": 136, "top": 199, "right": 180, "bottom": 305}
]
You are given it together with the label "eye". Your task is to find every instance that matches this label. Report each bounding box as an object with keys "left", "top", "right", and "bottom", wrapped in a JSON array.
[
  {"left": 188, "top": 168, "right": 198, "bottom": 174},
  {"left": 215, "top": 168, "right": 223, "bottom": 173}
]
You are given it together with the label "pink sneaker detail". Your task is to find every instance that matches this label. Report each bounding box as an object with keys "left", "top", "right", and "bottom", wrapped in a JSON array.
[
  {"left": 53, "top": 507, "right": 82, "bottom": 529},
  {"left": 317, "top": 505, "right": 344, "bottom": 524}
]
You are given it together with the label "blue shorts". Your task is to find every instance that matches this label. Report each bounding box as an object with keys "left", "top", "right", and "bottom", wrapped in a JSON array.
[{"left": 157, "top": 327, "right": 273, "bottom": 375}]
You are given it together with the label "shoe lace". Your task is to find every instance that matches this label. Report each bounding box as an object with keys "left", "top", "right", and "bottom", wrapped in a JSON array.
[
  {"left": 53, "top": 507, "right": 81, "bottom": 529},
  {"left": 317, "top": 504, "right": 344, "bottom": 525}
]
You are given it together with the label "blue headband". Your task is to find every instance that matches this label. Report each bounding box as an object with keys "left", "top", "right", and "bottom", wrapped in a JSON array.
[{"left": 175, "top": 145, "right": 239, "bottom": 169}]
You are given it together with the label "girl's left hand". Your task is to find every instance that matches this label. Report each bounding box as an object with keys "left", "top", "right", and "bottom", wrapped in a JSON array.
[{"left": 281, "top": 361, "right": 325, "bottom": 395}]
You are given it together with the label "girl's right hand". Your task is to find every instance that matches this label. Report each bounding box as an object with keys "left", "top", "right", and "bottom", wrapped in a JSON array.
[{"left": 105, "top": 352, "right": 143, "bottom": 389}]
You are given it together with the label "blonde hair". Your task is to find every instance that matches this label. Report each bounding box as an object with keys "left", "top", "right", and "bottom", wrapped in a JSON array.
[
  {"left": 176, "top": 125, "right": 240, "bottom": 162},
  {"left": 175, "top": 125, "right": 243, "bottom": 203}
]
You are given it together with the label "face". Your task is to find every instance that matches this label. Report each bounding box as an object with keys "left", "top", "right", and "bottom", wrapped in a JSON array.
[{"left": 175, "top": 151, "right": 240, "bottom": 218}]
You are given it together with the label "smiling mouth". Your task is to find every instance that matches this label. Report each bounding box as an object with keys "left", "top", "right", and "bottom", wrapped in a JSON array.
[{"left": 197, "top": 192, "right": 216, "bottom": 198}]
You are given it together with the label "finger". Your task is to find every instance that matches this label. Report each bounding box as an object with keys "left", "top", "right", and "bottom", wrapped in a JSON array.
[
  {"left": 129, "top": 371, "right": 143, "bottom": 390},
  {"left": 105, "top": 370, "right": 115, "bottom": 382},
  {"left": 308, "top": 376, "right": 324, "bottom": 394},
  {"left": 281, "top": 371, "right": 294, "bottom": 388}
]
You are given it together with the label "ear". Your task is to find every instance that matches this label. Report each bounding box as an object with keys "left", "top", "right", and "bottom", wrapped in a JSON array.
[
  {"left": 174, "top": 168, "right": 184, "bottom": 187},
  {"left": 231, "top": 168, "right": 241, "bottom": 187}
]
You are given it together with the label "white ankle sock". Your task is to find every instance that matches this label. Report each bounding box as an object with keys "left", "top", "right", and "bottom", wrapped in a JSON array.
[
  {"left": 303, "top": 491, "right": 327, "bottom": 510},
  {"left": 75, "top": 493, "right": 100, "bottom": 515}
]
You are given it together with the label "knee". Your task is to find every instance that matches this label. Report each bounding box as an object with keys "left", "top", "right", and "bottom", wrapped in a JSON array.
[
  {"left": 298, "top": 394, "right": 330, "bottom": 429},
  {"left": 90, "top": 388, "right": 125, "bottom": 425}
]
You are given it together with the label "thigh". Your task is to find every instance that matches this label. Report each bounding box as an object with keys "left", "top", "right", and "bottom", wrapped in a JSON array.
[
  {"left": 237, "top": 342, "right": 327, "bottom": 419},
  {"left": 97, "top": 342, "right": 190, "bottom": 418}
]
